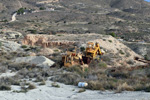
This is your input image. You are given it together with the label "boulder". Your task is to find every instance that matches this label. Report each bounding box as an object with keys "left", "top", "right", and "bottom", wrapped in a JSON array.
[{"left": 14, "top": 56, "right": 55, "bottom": 67}]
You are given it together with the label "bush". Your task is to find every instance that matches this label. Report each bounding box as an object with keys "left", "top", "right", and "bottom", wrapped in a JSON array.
[
  {"left": 0, "top": 19, "right": 8, "bottom": 22},
  {"left": 108, "top": 40, "right": 112, "bottom": 43},
  {"left": 80, "top": 47, "right": 85, "bottom": 52},
  {"left": 66, "top": 66, "right": 84, "bottom": 76},
  {"left": 78, "top": 88, "right": 86, "bottom": 93},
  {"left": 116, "top": 82, "right": 134, "bottom": 93},
  {"left": 8, "top": 63, "right": 31, "bottom": 71},
  {"left": 119, "top": 50, "right": 125, "bottom": 55},
  {"left": 51, "top": 73, "right": 80, "bottom": 85},
  {"left": 51, "top": 82, "right": 60, "bottom": 88},
  {"left": 39, "top": 81, "right": 46, "bottom": 85},
  {"left": 0, "top": 85, "right": 11, "bottom": 91},
  {"left": 27, "top": 29, "right": 37, "bottom": 34},
  {"left": 144, "top": 55, "right": 150, "bottom": 60},
  {"left": 21, "top": 45, "right": 27, "bottom": 48},
  {"left": 39, "top": 7, "right": 46, "bottom": 10},
  {"left": 17, "top": 8, "right": 25, "bottom": 14},
  {"left": 87, "top": 81, "right": 104, "bottom": 90},
  {"left": 28, "top": 83, "right": 36, "bottom": 90},
  {"left": 109, "top": 33, "right": 116, "bottom": 37}
]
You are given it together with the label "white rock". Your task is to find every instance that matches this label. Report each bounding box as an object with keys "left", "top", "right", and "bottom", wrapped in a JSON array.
[
  {"left": 0, "top": 39, "right": 22, "bottom": 52},
  {"left": 14, "top": 56, "right": 55, "bottom": 67}
]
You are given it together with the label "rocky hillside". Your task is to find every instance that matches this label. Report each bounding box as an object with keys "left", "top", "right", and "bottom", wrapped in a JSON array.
[
  {"left": 20, "top": 33, "right": 144, "bottom": 67},
  {"left": 1, "top": 0, "right": 150, "bottom": 42}
]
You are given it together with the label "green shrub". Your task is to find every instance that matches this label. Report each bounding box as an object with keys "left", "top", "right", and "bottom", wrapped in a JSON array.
[
  {"left": 80, "top": 47, "right": 85, "bottom": 52},
  {"left": 0, "top": 19, "right": 8, "bottom": 22},
  {"left": 144, "top": 55, "right": 150, "bottom": 60},
  {"left": 108, "top": 40, "right": 112, "bottom": 43},
  {"left": 109, "top": 33, "right": 116, "bottom": 37},
  {"left": 27, "top": 29, "right": 37, "bottom": 34},
  {"left": 119, "top": 50, "right": 125, "bottom": 55},
  {"left": 39, "top": 7, "right": 46, "bottom": 10},
  {"left": 17, "top": 8, "right": 25, "bottom": 14},
  {"left": 21, "top": 45, "right": 27, "bottom": 48}
]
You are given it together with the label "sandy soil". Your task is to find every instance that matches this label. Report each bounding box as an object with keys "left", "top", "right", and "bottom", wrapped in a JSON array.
[{"left": 0, "top": 81, "right": 150, "bottom": 100}]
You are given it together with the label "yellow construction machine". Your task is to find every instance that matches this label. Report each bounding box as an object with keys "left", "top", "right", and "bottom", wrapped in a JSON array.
[
  {"left": 62, "top": 42, "right": 103, "bottom": 67},
  {"left": 62, "top": 48, "right": 84, "bottom": 67},
  {"left": 85, "top": 42, "right": 102, "bottom": 59}
]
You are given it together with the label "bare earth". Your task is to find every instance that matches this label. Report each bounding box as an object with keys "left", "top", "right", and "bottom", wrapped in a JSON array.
[{"left": 0, "top": 81, "right": 150, "bottom": 100}]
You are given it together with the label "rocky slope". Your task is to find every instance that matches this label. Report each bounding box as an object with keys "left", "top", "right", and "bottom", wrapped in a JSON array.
[
  {"left": 22, "top": 33, "right": 144, "bottom": 67},
  {"left": 1, "top": 0, "right": 150, "bottom": 42}
]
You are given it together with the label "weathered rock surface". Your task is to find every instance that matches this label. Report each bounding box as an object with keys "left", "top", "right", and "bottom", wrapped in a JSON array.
[
  {"left": 22, "top": 34, "right": 77, "bottom": 48},
  {"left": 0, "top": 30, "right": 23, "bottom": 39},
  {"left": 14, "top": 56, "right": 55, "bottom": 67},
  {"left": 0, "top": 39, "right": 22, "bottom": 52}
]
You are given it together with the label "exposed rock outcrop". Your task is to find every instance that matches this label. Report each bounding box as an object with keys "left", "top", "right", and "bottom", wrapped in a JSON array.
[
  {"left": 14, "top": 56, "right": 55, "bottom": 67},
  {"left": 0, "top": 39, "right": 22, "bottom": 52},
  {"left": 22, "top": 34, "right": 77, "bottom": 48}
]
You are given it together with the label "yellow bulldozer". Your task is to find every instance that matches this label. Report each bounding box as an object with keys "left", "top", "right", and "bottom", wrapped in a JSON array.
[
  {"left": 62, "top": 42, "right": 103, "bottom": 67},
  {"left": 62, "top": 47, "right": 84, "bottom": 67}
]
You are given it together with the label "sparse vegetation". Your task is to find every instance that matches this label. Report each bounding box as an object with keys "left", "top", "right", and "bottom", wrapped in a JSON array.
[
  {"left": 80, "top": 47, "right": 85, "bottom": 52},
  {"left": 119, "top": 50, "right": 125, "bottom": 55},
  {"left": 109, "top": 33, "right": 116, "bottom": 37},
  {"left": 27, "top": 29, "right": 37, "bottom": 34},
  {"left": 78, "top": 88, "right": 86, "bottom": 93},
  {"left": 21, "top": 45, "right": 27, "bottom": 48},
  {"left": 28, "top": 83, "right": 36, "bottom": 90},
  {"left": 17, "top": 8, "right": 25, "bottom": 15},
  {"left": 108, "top": 40, "right": 112, "bottom": 43},
  {"left": 39, "top": 7, "right": 46, "bottom": 10},
  {"left": 39, "top": 81, "right": 46, "bottom": 85},
  {"left": 51, "top": 82, "right": 60, "bottom": 88},
  {"left": 0, "top": 85, "right": 11, "bottom": 91},
  {"left": 98, "top": 62, "right": 107, "bottom": 68}
]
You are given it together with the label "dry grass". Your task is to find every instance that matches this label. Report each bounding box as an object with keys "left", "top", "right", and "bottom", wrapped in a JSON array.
[
  {"left": 78, "top": 88, "right": 86, "bottom": 93},
  {"left": 51, "top": 82, "right": 60, "bottom": 88},
  {"left": 28, "top": 83, "right": 36, "bottom": 90},
  {"left": 51, "top": 59, "right": 150, "bottom": 92},
  {"left": 116, "top": 82, "right": 134, "bottom": 93}
]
